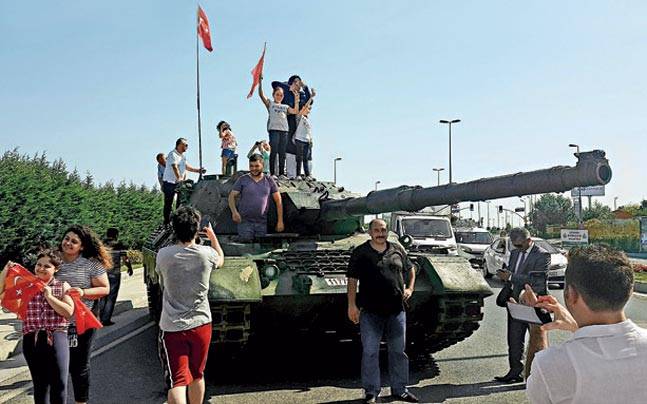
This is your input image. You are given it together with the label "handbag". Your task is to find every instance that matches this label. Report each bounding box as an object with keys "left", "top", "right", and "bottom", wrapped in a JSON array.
[{"left": 496, "top": 281, "right": 513, "bottom": 308}]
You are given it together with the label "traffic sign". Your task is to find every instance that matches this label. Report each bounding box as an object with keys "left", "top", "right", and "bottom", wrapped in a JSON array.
[{"left": 571, "top": 185, "right": 605, "bottom": 197}]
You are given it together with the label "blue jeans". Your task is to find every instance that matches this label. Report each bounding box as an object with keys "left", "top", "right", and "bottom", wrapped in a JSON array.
[
  {"left": 237, "top": 221, "right": 267, "bottom": 241},
  {"left": 360, "top": 310, "right": 409, "bottom": 396}
]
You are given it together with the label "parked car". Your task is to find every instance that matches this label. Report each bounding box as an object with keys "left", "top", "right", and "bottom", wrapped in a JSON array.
[
  {"left": 482, "top": 236, "right": 567, "bottom": 287},
  {"left": 455, "top": 227, "right": 494, "bottom": 268}
]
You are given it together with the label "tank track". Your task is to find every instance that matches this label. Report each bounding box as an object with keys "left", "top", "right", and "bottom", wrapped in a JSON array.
[{"left": 410, "top": 294, "right": 486, "bottom": 354}]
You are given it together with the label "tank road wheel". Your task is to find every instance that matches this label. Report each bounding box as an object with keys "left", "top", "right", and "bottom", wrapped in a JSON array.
[
  {"left": 482, "top": 261, "right": 493, "bottom": 278},
  {"left": 146, "top": 281, "right": 162, "bottom": 323}
]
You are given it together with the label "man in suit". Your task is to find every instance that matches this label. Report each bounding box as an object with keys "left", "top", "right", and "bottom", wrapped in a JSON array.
[{"left": 495, "top": 227, "right": 550, "bottom": 383}]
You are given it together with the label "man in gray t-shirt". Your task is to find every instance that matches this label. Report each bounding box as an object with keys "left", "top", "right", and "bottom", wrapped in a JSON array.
[
  {"left": 155, "top": 206, "right": 224, "bottom": 403},
  {"left": 228, "top": 154, "right": 284, "bottom": 241}
]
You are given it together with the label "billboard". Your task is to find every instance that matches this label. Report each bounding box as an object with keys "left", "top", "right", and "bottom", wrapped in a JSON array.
[
  {"left": 561, "top": 229, "right": 589, "bottom": 245},
  {"left": 571, "top": 185, "right": 605, "bottom": 197}
]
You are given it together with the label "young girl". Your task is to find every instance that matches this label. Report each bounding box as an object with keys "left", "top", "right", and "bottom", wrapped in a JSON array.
[
  {"left": 246, "top": 140, "right": 271, "bottom": 174},
  {"left": 0, "top": 250, "right": 75, "bottom": 404},
  {"left": 217, "top": 121, "right": 237, "bottom": 175},
  {"left": 258, "top": 74, "right": 299, "bottom": 177},
  {"left": 294, "top": 89, "right": 316, "bottom": 178}
]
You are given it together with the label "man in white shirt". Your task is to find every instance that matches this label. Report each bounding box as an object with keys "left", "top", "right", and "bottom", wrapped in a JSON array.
[
  {"left": 162, "top": 138, "right": 205, "bottom": 224},
  {"left": 524, "top": 244, "right": 647, "bottom": 404}
]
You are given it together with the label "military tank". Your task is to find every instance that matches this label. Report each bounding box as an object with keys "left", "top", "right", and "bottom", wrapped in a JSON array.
[{"left": 143, "top": 150, "right": 611, "bottom": 355}]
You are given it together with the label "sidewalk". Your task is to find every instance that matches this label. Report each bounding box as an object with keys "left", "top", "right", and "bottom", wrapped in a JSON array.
[{"left": 0, "top": 266, "right": 151, "bottom": 395}]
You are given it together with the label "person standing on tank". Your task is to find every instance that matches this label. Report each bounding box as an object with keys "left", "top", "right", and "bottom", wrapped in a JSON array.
[
  {"left": 56, "top": 225, "right": 111, "bottom": 404},
  {"left": 156, "top": 206, "right": 224, "bottom": 404},
  {"left": 156, "top": 152, "right": 166, "bottom": 189},
  {"left": 347, "top": 219, "right": 419, "bottom": 403},
  {"left": 228, "top": 154, "right": 284, "bottom": 241},
  {"left": 162, "top": 138, "right": 206, "bottom": 225},
  {"left": 257, "top": 74, "right": 299, "bottom": 178},
  {"left": 98, "top": 227, "right": 133, "bottom": 326}
]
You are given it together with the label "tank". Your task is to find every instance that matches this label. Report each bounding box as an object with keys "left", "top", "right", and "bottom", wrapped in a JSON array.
[{"left": 142, "top": 150, "right": 611, "bottom": 355}]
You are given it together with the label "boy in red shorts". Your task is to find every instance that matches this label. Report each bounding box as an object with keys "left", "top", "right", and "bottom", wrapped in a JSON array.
[{"left": 156, "top": 206, "right": 224, "bottom": 404}]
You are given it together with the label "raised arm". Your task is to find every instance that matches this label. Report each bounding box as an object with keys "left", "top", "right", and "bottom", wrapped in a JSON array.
[
  {"left": 204, "top": 225, "right": 225, "bottom": 268},
  {"left": 298, "top": 92, "right": 315, "bottom": 115},
  {"left": 247, "top": 142, "right": 260, "bottom": 158},
  {"left": 258, "top": 75, "right": 270, "bottom": 108}
]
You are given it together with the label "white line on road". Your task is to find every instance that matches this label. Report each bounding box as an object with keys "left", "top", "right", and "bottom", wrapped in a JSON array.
[{"left": 1, "top": 321, "right": 155, "bottom": 402}]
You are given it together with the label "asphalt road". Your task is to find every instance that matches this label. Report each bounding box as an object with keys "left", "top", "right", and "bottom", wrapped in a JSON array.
[{"left": 8, "top": 280, "right": 647, "bottom": 404}]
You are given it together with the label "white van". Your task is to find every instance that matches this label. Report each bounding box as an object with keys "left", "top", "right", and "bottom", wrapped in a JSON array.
[{"left": 388, "top": 212, "right": 458, "bottom": 255}]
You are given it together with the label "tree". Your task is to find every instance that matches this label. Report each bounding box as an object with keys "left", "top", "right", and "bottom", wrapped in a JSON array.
[
  {"left": 530, "top": 194, "right": 576, "bottom": 233},
  {"left": 582, "top": 202, "right": 614, "bottom": 221}
]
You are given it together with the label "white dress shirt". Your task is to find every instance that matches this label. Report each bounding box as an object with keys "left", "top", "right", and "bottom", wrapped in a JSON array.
[{"left": 526, "top": 320, "right": 647, "bottom": 404}]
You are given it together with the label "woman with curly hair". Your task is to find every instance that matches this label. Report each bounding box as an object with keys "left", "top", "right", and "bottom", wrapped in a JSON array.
[{"left": 56, "top": 225, "right": 110, "bottom": 404}]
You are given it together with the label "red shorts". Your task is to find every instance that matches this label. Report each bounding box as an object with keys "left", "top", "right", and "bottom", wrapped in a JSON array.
[{"left": 159, "top": 323, "right": 212, "bottom": 388}]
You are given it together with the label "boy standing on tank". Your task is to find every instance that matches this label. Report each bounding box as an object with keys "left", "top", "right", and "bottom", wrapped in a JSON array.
[{"left": 347, "top": 219, "right": 419, "bottom": 403}]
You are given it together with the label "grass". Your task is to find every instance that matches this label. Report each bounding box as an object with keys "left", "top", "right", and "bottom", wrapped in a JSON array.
[{"left": 635, "top": 272, "right": 647, "bottom": 284}]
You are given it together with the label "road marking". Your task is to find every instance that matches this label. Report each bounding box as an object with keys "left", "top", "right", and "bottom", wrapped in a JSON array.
[{"left": 1, "top": 321, "right": 155, "bottom": 401}]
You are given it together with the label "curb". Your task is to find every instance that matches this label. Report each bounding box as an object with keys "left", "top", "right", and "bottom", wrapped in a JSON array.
[
  {"left": 0, "top": 306, "right": 153, "bottom": 399},
  {"left": 634, "top": 282, "right": 647, "bottom": 294}
]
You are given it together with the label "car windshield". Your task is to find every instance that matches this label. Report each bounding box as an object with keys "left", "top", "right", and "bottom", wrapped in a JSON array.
[
  {"left": 402, "top": 218, "right": 452, "bottom": 238},
  {"left": 509, "top": 239, "right": 560, "bottom": 254},
  {"left": 534, "top": 239, "right": 560, "bottom": 254},
  {"left": 455, "top": 232, "right": 493, "bottom": 244}
]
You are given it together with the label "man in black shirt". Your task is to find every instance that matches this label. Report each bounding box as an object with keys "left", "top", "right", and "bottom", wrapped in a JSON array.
[{"left": 347, "top": 219, "right": 418, "bottom": 404}]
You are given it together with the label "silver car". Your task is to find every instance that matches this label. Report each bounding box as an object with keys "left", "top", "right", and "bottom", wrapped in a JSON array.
[{"left": 482, "top": 236, "right": 567, "bottom": 287}]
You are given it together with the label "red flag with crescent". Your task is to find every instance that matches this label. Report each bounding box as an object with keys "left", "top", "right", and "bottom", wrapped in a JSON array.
[
  {"left": 67, "top": 289, "right": 103, "bottom": 334},
  {"left": 247, "top": 43, "right": 267, "bottom": 99},
  {"left": 197, "top": 6, "right": 213, "bottom": 52},
  {"left": 1, "top": 264, "right": 45, "bottom": 320}
]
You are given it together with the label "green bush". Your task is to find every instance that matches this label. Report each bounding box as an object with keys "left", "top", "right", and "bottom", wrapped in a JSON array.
[
  {"left": 591, "top": 237, "right": 640, "bottom": 253},
  {"left": 0, "top": 149, "right": 163, "bottom": 264}
]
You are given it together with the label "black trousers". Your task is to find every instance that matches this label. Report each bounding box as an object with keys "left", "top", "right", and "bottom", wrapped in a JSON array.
[
  {"left": 23, "top": 330, "right": 69, "bottom": 404},
  {"left": 162, "top": 181, "right": 178, "bottom": 224},
  {"left": 268, "top": 130, "right": 288, "bottom": 176},
  {"left": 506, "top": 312, "right": 528, "bottom": 376},
  {"left": 295, "top": 140, "right": 311, "bottom": 177},
  {"left": 99, "top": 271, "right": 121, "bottom": 324},
  {"left": 70, "top": 328, "right": 96, "bottom": 402}
]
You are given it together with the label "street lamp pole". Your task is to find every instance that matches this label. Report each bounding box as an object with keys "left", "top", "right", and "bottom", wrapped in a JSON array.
[
  {"left": 432, "top": 167, "right": 445, "bottom": 186},
  {"left": 333, "top": 157, "right": 342, "bottom": 184},
  {"left": 569, "top": 144, "right": 582, "bottom": 226},
  {"left": 439, "top": 119, "right": 461, "bottom": 184},
  {"left": 374, "top": 180, "right": 381, "bottom": 191},
  {"left": 486, "top": 201, "right": 491, "bottom": 229},
  {"left": 614, "top": 196, "right": 618, "bottom": 211}
]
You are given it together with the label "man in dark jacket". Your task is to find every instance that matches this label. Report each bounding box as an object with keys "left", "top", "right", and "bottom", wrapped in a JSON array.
[{"left": 495, "top": 227, "right": 550, "bottom": 383}]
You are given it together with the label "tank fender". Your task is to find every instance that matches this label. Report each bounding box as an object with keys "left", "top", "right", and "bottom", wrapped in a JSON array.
[
  {"left": 417, "top": 255, "right": 493, "bottom": 296},
  {"left": 208, "top": 257, "right": 263, "bottom": 302}
]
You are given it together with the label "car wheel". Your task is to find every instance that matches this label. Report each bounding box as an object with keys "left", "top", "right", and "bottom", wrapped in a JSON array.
[{"left": 482, "top": 261, "right": 493, "bottom": 278}]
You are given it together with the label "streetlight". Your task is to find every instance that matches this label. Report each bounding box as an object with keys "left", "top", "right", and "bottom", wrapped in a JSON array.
[
  {"left": 333, "top": 157, "right": 342, "bottom": 184},
  {"left": 569, "top": 144, "right": 583, "bottom": 226},
  {"left": 374, "top": 180, "right": 381, "bottom": 191},
  {"left": 432, "top": 167, "right": 445, "bottom": 186},
  {"left": 486, "top": 201, "right": 491, "bottom": 229},
  {"left": 439, "top": 119, "right": 461, "bottom": 184}
]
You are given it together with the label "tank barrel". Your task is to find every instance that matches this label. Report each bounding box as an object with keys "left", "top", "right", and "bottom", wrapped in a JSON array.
[{"left": 321, "top": 150, "right": 612, "bottom": 221}]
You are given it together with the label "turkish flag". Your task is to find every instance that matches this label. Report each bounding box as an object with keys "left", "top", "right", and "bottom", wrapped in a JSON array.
[
  {"left": 197, "top": 6, "right": 213, "bottom": 52},
  {"left": 247, "top": 43, "right": 267, "bottom": 99},
  {"left": 1, "top": 264, "right": 44, "bottom": 320},
  {"left": 67, "top": 289, "right": 103, "bottom": 334}
]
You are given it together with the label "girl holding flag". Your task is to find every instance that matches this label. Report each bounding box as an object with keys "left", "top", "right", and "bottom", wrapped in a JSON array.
[
  {"left": 0, "top": 250, "right": 75, "bottom": 404},
  {"left": 56, "top": 225, "right": 110, "bottom": 404}
]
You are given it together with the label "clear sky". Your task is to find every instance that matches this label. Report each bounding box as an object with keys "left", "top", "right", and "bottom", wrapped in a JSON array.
[{"left": 2, "top": 1, "right": 645, "bottom": 227}]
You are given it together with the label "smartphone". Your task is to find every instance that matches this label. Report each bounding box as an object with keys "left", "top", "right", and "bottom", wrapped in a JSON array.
[
  {"left": 199, "top": 215, "right": 211, "bottom": 231},
  {"left": 507, "top": 302, "right": 552, "bottom": 325}
]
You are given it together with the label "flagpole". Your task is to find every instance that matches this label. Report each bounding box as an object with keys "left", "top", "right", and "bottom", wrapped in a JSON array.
[{"left": 196, "top": 6, "right": 204, "bottom": 180}]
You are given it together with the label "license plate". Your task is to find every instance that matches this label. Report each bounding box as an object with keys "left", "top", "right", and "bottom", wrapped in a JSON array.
[{"left": 324, "top": 277, "right": 348, "bottom": 287}]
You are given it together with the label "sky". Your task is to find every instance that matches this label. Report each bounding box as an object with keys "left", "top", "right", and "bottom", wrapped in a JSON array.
[{"left": 1, "top": 1, "right": 646, "bottom": 228}]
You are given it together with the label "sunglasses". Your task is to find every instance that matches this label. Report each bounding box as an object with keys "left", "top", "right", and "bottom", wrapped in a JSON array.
[{"left": 512, "top": 243, "right": 524, "bottom": 249}]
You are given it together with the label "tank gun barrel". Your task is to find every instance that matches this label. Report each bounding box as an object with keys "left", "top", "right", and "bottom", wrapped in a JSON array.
[{"left": 321, "top": 150, "right": 611, "bottom": 221}]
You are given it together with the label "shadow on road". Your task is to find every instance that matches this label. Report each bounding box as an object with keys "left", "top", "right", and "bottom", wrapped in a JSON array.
[
  {"left": 207, "top": 338, "right": 440, "bottom": 396},
  {"left": 408, "top": 380, "right": 526, "bottom": 402}
]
